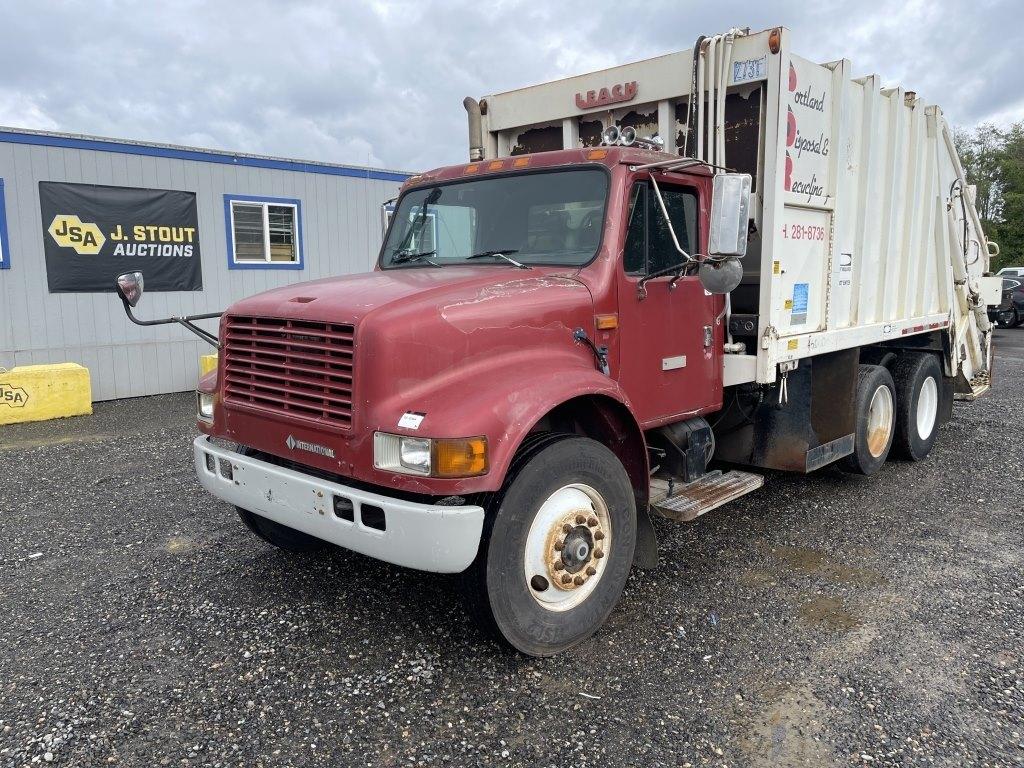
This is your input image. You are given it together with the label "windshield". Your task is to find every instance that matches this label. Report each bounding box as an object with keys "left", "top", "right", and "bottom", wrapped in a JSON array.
[{"left": 380, "top": 168, "right": 608, "bottom": 268}]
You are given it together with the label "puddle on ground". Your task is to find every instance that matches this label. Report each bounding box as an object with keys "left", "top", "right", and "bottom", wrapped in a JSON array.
[
  {"left": 165, "top": 536, "right": 196, "bottom": 554},
  {"left": 738, "top": 569, "right": 778, "bottom": 588},
  {"left": 739, "top": 683, "right": 837, "bottom": 767},
  {"left": 768, "top": 545, "right": 887, "bottom": 587},
  {"left": 798, "top": 596, "right": 859, "bottom": 631}
]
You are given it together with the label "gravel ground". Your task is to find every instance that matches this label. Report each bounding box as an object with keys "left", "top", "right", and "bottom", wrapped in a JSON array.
[{"left": 1, "top": 331, "right": 1022, "bottom": 768}]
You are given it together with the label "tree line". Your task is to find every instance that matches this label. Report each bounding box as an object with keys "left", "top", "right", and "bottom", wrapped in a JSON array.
[{"left": 954, "top": 122, "right": 1024, "bottom": 272}]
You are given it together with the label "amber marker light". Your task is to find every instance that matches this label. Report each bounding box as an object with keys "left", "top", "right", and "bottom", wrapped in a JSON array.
[
  {"left": 587, "top": 149, "right": 608, "bottom": 160},
  {"left": 434, "top": 437, "right": 489, "bottom": 478},
  {"left": 512, "top": 157, "right": 530, "bottom": 168},
  {"left": 595, "top": 314, "right": 618, "bottom": 330},
  {"left": 464, "top": 164, "right": 480, "bottom": 174},
  {"left": 487, "top": 160, "right": 505, "bottom": 171}
]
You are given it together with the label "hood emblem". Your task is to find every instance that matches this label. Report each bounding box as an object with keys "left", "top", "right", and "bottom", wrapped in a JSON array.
[{"left": 285, "top": 434, "right": 335, "bottom": 458}]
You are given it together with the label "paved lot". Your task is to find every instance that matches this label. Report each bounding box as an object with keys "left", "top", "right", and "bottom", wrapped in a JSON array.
[{"left": 2, "top": 331, "right": 1022, "bottom": 768}]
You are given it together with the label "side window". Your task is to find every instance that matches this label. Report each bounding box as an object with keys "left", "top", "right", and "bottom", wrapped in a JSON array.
[
  {"left": 622, "top": 181, "right": 699, "bottom": 276},
  {"left": 647, "top": 184, "right": 698, "bottom": 274},
  {"left": 623, "top": 183, "right": 646, "bottom": 274}
]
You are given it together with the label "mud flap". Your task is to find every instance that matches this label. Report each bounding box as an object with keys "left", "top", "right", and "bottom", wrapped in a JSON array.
[{"left": 634, "top": 504, "right": 659, "bottom": 569}]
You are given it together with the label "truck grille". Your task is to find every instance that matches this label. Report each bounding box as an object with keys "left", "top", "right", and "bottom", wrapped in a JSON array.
[{"left": 223, "top": 316, "right": 355, "bottom": 429}]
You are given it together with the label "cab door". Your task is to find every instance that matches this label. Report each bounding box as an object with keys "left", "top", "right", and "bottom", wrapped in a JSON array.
[{"left": 615, "top": 177, "right": 723, "bottom": 426}]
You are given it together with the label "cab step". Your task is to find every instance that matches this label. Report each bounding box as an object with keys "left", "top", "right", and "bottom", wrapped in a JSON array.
[{"left": 649, "top": 470, "right": 764, "bottom": 522}]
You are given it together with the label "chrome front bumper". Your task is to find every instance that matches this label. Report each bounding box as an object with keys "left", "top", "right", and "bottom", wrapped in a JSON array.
[{"left": 193, "top": 436, "right": 485, "bottom": 573}]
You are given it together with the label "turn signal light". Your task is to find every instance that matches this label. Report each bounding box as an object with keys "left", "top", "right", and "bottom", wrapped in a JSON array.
[{"left": 434, "top": 437, "right": 489, "bottom": 478}]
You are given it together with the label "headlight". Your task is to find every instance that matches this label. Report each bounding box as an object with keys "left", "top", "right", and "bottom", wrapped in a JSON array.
[
  {"left": 374, "top": 432, "right": 488, "bottom": 478},
  {"left": 197, "top": 391, "right": 215, "bottom": 422},
  {"left": 399, "top": 437, "right": 432, "bottom": 474}
]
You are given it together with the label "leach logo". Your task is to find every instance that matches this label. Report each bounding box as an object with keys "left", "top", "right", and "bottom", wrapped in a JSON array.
[
  {"left": 0, "top": 383, "right": 29, "bottom": 408},
  {"left": 48, "top": 215, "right": 106, "bottom": 255},
  {"left": 575, "top": 81, "right": 638, "bottom": 110},
  {"left": 285, "top": 434, "right": 335, "bottom": 458}
]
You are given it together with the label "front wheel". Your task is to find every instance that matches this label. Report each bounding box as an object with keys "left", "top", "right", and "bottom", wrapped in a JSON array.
[{"left": 467, "top": 435, "right": 636, "bottom": 657}]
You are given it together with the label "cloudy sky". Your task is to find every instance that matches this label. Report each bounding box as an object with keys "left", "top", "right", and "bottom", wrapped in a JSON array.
[{"left": 0, "top": 0, "right": 1019, "bottom": 172}]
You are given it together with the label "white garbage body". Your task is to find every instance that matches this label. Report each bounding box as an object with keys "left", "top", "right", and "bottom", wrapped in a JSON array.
[{"left": 475, "top": 27, "right": 998, "bottom": 393}]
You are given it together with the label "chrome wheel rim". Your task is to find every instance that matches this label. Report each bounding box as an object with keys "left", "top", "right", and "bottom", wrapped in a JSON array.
[
  {"left": 866, "top": 385, "right": 894, "bottom": 458},
  {"left": 916, "top": 375, "right": 938, "bottom": 440},
  {"left": 523, "top": 483, "right": 611, "bottom": 612}
]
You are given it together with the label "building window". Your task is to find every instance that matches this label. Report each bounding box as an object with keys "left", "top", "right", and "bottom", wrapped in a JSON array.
[
  {"left": 0, "top": 179, "right": 9, "bottom": 270},
  {"left": 224, "top": 195, "right": 303, "bottom": 269}
]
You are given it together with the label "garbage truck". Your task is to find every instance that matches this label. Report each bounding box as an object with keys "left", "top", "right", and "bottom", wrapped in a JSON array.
[{"left": 116, "top": 25, "right": 1004, "bottom": 656}]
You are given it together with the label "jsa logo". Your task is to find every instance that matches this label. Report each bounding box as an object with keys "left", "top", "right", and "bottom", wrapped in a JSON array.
[
  {"left": 48, "top": 214, "right": 106, "bottom": 255},
  {"left": 0, "top": 384, "right": 29, "bottom": 408}
]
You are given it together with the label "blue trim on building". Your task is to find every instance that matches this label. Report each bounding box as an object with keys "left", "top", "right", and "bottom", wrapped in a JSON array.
[
  {"left": 0, "top": 179, "right": 10, "bottom": 270},
  {"left": 224, "top": 194, "right": 305, "bottom": 271},
  {"left": 0, "top": 130, "right": 409, "bottom": 183}
]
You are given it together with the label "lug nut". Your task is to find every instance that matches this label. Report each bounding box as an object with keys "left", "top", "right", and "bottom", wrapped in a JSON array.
[
  {"left": 594, "top": 549, "right": 604, "bottom": 559},
  {"left": 594, "top": 531, "right": 605, "bottom": 541},
  {"left": 587, "top": 516, "right": 598, "bottom": 527},
  {"left": 561, "top": 574, "right": 572, "bottom": 585},
  {"left": 575, "top": 514, "right": 586, "bottom": 525},
  {"left": 586, "top": 566, "right": 597, "bottom": 576},
  {"left": 554, "top": 559, "right": 565, "bottom": 571},
  {"left": 562, "top": 523, "right": 572, "bottom": 534},
  {"left": 574, "top": 575, "right": 585, "bottom": 586},
  {"left": 554, "top": 540, "right": 565, "bottom": 551}
]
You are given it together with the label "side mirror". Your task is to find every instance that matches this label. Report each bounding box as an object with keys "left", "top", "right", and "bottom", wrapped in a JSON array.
[
  {"left": 116, "top": 271, "right": 145, "bottom": 307},
  {"left": 708, "top": 173, "right": 752, "bottom": 258}
]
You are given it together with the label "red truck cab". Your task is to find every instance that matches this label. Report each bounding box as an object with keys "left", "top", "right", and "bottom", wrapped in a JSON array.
[{"left": 193, "top": 146, "right": 736, "bottom": 655}]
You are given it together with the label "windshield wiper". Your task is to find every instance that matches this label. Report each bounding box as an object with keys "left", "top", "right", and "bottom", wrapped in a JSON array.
[
  {"left": 390, "top": 249, "right": 439, "bottom": 266},
  {"left": 466, "top": 249, "right": 530, "bottom": 269}
]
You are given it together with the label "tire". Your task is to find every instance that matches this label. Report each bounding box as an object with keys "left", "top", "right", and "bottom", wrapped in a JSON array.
[
  {"left": 892, "top": 352, "right": 942, "bottom": 461},
  {"left": 839, "top": 364, "right": 897, "bottom": 475},
  {"left": 466, "top": 435, "right": 636, "bottom": 657},
  {"left": 236, "top": 507, "right": 327, "bottom": 552},
  {"left": 997, "top": 309, "right": 1019, "bottom": 328}
]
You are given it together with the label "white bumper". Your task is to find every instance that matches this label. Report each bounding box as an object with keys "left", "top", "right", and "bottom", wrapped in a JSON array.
[{"left": 193, "top": 436, "right": 485, "bottom": 573}]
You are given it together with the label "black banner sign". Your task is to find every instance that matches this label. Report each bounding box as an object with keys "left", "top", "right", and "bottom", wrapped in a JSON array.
[{"left": 40, "top": 181, "right": 203, "bottom": 292}]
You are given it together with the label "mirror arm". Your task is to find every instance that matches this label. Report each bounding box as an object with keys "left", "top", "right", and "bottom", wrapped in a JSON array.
[{"left": 119, "top": 297, "right": 222, "bottom": 349}]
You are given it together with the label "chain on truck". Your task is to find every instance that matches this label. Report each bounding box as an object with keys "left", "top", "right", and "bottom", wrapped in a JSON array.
[{"left": 115, "top": 26, "right": 1005, "bottom": 657}]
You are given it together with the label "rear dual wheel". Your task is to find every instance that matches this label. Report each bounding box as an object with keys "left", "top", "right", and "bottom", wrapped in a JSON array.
[
  {"left": 466, "top": 435, "right": 636, "bottom": 657},
  {"left": 892, "top": 352, "right": 942, "bottom": 461},
  {"left": 840, "top": 354, "right": 943, "bottom": 475},
  {"left": 841, "top": 364, "right": 897, "bottom": 475}
]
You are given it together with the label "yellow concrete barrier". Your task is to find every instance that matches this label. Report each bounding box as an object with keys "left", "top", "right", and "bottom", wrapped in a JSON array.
[
  {"left": 0, "top": 363, "right": 92, "bottom": 425},
  {"left": 200, "top": 354, "right": 218, "bottom": 377}
]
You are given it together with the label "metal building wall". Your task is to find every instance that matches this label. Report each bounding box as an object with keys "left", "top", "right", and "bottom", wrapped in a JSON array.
[{"left": 0, "top": 130, "right": 407, "bottom": 401}]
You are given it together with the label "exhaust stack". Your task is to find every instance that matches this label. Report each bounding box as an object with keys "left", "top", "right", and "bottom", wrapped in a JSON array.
[{"left": 463, "top": 97, "right": 484, "bottom": 162}]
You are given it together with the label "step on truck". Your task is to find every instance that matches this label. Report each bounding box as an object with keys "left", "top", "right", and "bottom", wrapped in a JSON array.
[{"left": 116, "top": 26, "right": 1004, "bottom": 656}]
